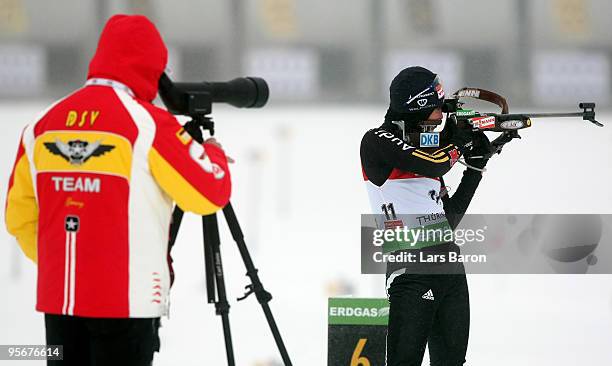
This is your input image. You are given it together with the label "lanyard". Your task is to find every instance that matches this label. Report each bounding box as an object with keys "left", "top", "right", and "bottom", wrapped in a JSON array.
[{"left": 85, "top": 78, "right": 135, "bottom": 97}]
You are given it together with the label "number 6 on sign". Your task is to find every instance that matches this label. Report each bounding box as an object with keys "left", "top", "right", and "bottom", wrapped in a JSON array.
[{"left": 351, "top": 339, "right": 370, "bottom": 366}]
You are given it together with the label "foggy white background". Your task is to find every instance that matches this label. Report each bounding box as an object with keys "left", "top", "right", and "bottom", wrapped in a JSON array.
[
  {"left": 2, "top": 0, "right": 612, "bottom": 364},
  {"left": 1, "top": 103, "right": 611, "bottom": 365}
]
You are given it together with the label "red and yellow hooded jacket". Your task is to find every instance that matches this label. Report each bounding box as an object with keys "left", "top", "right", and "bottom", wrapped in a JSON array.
[{"left": 5, "top": 15, "right": 231, "bottom": 318}]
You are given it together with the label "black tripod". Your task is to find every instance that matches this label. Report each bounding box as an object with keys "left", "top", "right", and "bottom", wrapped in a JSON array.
[{"left": 167, "top": 116, "right": 293, "bottom": 366}]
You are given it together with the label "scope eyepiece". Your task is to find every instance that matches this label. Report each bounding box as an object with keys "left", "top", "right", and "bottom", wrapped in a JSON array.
[{"left": 441, "top": 99, "right": 459, "bottom": 113}]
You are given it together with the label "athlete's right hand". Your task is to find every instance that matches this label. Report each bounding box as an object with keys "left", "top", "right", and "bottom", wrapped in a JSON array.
[{"left": 203, "top": 138, "right": 235, "bottom": 163}]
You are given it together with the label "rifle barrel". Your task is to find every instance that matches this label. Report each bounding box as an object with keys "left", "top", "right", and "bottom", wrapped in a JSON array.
[
  {"left": 495, "top": 112, "right": 585, "bottom": 119},
  {"left": 491, "top": 112, "right": 602, "bottom": 127},
  {"left": 521, "top": 112, "right": 586, "bottom": 118}
]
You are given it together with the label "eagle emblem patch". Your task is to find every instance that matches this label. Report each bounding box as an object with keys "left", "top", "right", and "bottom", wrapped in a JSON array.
[{"left": 44, "top": 139, "right": 115, "bottom": 165}]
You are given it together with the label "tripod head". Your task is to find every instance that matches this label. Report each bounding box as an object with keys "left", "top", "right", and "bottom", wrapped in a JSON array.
[{"left": 182, "top": 115, "right": 215, "bottom": 144}]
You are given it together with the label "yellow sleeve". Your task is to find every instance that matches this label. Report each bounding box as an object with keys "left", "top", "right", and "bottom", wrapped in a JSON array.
[
  {"left": 147, "top": 111, "right": 231, "bottom": 215},
  {"left": 5, "top": 141, "right": 38, "bottom": 263},
  {"left": 149, "top": 147, "right": 225, "bottom": 215}
]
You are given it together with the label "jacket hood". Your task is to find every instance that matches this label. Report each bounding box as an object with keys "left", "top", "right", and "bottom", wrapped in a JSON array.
[{"left": 87, "top": 15, "right": 168, "bottom": 102}]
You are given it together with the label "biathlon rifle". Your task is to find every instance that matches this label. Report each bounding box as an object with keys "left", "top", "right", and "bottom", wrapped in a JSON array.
[{"left": 442, "top": 88, "right": 603, "bottom": 159}]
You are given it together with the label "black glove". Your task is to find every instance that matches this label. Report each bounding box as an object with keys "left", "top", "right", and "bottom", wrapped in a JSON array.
[
  {"left": 464, "top": 131, "right": 492, "bottom": 169},
  {"left": 443, "top": 117, "right": 473, "bottom": 152}
]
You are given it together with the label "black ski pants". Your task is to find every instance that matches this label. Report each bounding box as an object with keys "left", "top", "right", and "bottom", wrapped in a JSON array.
[{"left": 386, "top": 270, "right": 470, "bottom": 366}]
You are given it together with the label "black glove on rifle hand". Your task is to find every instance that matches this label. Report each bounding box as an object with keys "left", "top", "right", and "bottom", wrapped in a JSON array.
[{"left": 464, "top": 131, "right": 492, "bottom": 170}]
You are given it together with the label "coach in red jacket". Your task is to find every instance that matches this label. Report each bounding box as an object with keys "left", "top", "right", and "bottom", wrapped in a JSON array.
[{"left": 5, "top": 15, "right": 231, "bottom": 365}]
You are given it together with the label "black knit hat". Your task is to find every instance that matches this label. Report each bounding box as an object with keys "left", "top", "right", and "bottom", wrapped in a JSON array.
[{"left": 385, "top": 66, "right": 445, "bottom": 124}]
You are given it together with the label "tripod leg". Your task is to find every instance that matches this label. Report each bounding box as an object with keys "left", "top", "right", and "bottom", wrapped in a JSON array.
[
  {"left": 222, "top": 203, "right": 293, "bottom": 366},
  {"left": 202, "top": 214, "right": 236, "bottom": 366},
  {"left": 168, "top": 206, "right": 185, "bottom": 249},
  {"left": 202, "top": 217, "right": 216, "bottom": 304}
]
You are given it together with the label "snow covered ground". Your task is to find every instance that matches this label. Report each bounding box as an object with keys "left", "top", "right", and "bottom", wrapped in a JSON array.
[{"left": 1, "top": 102, "right": 611, "bottom": 365}]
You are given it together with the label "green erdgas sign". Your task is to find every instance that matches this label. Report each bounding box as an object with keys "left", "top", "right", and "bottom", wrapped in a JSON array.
[{"left": 328, "top": 298, "right": 389, "bottom": 326}]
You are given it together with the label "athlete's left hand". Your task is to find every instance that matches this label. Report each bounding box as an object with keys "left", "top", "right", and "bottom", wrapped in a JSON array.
[{"left": 465, "top": 131, "right": 492, "bottom": 169}]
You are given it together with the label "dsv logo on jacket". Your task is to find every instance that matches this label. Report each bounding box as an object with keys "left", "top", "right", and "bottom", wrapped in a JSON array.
[{"left": 44, "top": 139, "right": 115, "bottom": 165}]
